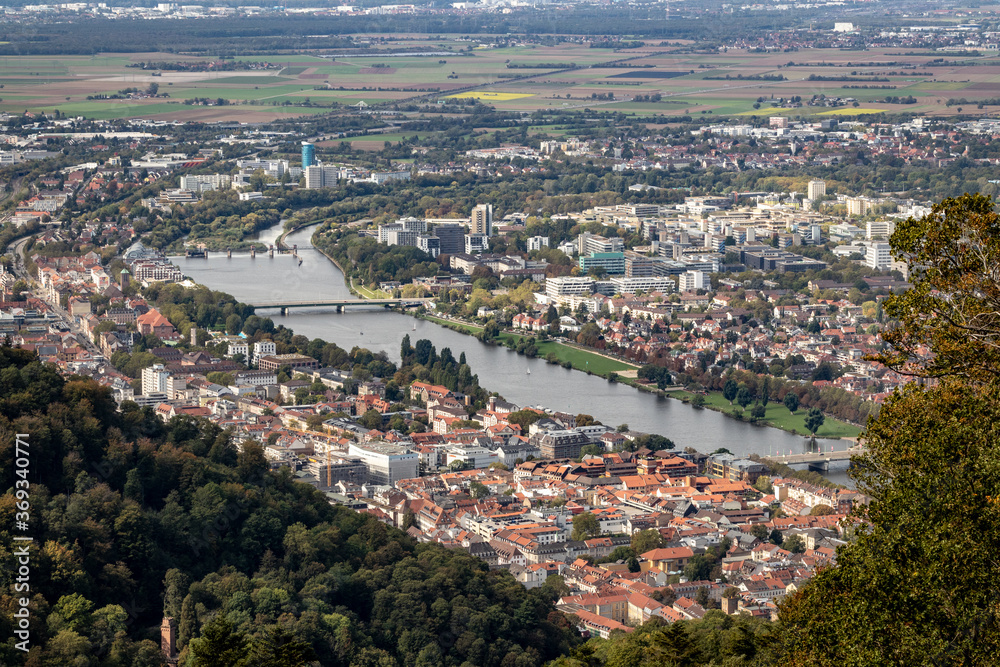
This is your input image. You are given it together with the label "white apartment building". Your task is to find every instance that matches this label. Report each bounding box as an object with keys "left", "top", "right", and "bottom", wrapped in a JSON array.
[
  {"left": 471, "top": 204, "right": 493, "bottom": 236},
  {"left": 609, "top": 276, "right": 676, "bottom": 294},
  {"left": 304, "top": 165, "right": 341, "bottom": 189},
  {"left": 142, "top": 364, "right": 171, "bottom": 395},
  {"left": 445, "top": 445, "right": 499, "bottom": 469},
  {"left": 228, "top": 342, "right": 248, "bottom": 359},
  {"left": 465, "top": 234, "right": 488, "bottom": 255},
  {"left": 527, "top": 236, "right": 550, "bottom": 252},
  {"left": 807, "top": 180, "right": 826, "bottom": 201},
  {"left": 846, "top": 197, "right": 873, "bottom": 217},
  {"left": 678, "top": 270, "right": 706, "bottom": 292},
  {"left": 251, "top": 340, "right": 276, "bottom": 367}
]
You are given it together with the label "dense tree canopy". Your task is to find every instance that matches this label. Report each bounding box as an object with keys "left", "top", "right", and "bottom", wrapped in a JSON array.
[{"left": 0, "top": 345, "right": 578, "bottom": 665}]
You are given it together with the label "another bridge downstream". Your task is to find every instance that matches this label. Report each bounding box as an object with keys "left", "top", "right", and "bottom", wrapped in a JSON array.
[
  {"left": 763, "top": 444, "right": 866, "bottom": 472},
  {"left": 248, "top": 298, "right": 431, "bottom": 315}
]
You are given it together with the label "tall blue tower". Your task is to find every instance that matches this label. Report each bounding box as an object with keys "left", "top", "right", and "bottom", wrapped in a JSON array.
[{"left": 301, "top": 141, "right": 315, "bottom": 168}]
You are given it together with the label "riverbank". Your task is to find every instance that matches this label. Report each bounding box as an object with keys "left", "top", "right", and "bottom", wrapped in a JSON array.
[
  {"left": 174, "top": 225, "right": 855, "bottom": 484},
  {"left": 419, "top": 313, "right": 637, "bottom": 377},
  {"left": 670, "top": 389, "right": 863, "bottom": 439},
  {"left": 276, "top": 220, "right": 323, "bottom": 250},
  {"left": 414, "top": 314, "right": 860, "bottom": 439}
]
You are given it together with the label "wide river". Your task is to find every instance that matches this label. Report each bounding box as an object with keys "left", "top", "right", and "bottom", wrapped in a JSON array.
[{"left": 175, "top": 223, "right": 854, "bottom": 485}]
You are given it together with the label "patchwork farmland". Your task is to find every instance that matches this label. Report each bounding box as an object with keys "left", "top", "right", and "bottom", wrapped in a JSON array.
[{"left": 1, "top": 38, "right": 999, "bottom": 121}]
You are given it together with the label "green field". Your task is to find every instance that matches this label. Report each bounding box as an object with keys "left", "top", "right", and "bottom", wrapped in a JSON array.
[
  {"left": 672, "top": 390, "right": 862, "bottom": 439},
  {"left": 0, "top": 42, "right": 997, "bottom": 120},
  {"left": 194, "top": 75, "right": 295, "bottom": 85}
]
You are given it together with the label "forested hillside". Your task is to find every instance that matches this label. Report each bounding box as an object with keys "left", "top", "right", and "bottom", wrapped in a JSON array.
[{"left": 0, "top": 344, "right": 578, "bottom": 665}]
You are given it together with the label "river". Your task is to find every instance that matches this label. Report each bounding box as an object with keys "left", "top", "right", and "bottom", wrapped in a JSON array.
[{"left": 174, "top": 223, "right": 855, "bottom": 486}]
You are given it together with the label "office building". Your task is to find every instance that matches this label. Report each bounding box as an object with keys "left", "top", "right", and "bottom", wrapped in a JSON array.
[
  {"left": 578, "top": 233, "right": 624, "bottom": 256},
  {"left": 579, "top": 252, "right": 626, "bottom": 275},
  {"left": 545, "top": 276, "right": 595, "bottom": 298},
  {"left": 301, "top": 142, "right": 315, "bottom": 168},
  {"left": 531, "top": 430, "right": 591, "bottom": 459},
  {"left": 432, "top": 223, "right": 465, "bottom": 254},
  {"left": 807, "top": 180, "right": 826, "bottom": 201},
  {"left": 348, "top": 442, "right": 419, "bottom": 486},
  {"left": 865, "top": 242, "right": 892, "bottom": 270},
  {"left": 179, "top": 174, "right": 231, "bottom": 193},
  {"left": 740, "top": 247, "right": 827, "bottom": 273},
  {"left": 471, "top": 204, "right": 493, "bottom": 236}
]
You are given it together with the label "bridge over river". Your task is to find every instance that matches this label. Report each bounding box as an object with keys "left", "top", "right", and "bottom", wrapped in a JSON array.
[
  {"left": 764, "top": 444, "right": 866, "bottom": 471},
  {"left": 248, "top": 298, "right": 431, "bottom": 315}
]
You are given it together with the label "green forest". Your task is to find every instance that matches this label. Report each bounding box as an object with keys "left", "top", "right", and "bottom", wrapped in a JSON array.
[{"left": 0, "top": 345, "right": 576, "bottom": 666}]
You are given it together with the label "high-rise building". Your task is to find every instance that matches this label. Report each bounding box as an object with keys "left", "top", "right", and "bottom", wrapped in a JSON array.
[
  {"left": 432, "top": 223, "right": 465, "bottom": 254},
  {"left": 865, "top": 242, "right": 892, "bottom": 270},
  {"left": 305, "top": 165, "right": 340, "bottom": 189},
  {"left": 142, "top": 364, "right": 171, "bottom": 395},
  {"left": 471, "top": 204, "right": 493, "bottom": 236},
  {"left": 807, "top": 180, "right": 826, "bottom": 201},
  {"left": 301, "top": 142, "right": 315, "bottom": 168}
]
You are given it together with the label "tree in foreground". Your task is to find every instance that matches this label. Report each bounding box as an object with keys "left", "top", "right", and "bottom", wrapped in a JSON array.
[
  {"left": 769, "top": 194, "right": 1000, "bottom": 665},
  {"left": 188, "top": 615, "right": 249, "bottom": 667}
]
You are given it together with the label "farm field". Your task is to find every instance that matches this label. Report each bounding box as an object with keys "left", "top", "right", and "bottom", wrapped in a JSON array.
[{"left": 1, "top": 40, "right": 1000, "bottom": 120}]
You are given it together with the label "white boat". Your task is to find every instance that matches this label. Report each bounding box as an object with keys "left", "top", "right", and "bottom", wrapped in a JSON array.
[{"left": 526, "top": 368, "right": 531, "bottom": 375}]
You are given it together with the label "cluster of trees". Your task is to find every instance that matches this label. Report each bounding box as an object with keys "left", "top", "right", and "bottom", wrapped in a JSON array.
[
  {"left": 0, "top": 344, "right": 579, "bottom": 665},
  {"left": 640, "top": 362, "right": 877, "bottom": 426},
  {"left": 551, "top": 610, "right": 770, "bottom": 666},
  {"left": 313, "top": 230, "right": 440, "bottom": 287},
  {"left": 398, "top": 335, "right": 488, "bottom": 408}
]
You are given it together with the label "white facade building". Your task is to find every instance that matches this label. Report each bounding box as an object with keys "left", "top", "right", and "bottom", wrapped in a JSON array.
[
  {"left": 348, "top": 442, "right": 419, "bottom": 485},
  {"left": 252, "top": 340, "right": 276, "bottom": 367},
  {"left": 527, "top": 236, "right": 550, "bottom": 252},
  {"left": 545, "top": 276, "right": 596, "bottom": 298},
  {"left": 865, "top": 242, "right": 892, "bottom": 269},
  {"left": 678, "top": 270, "right": 706, "bottom": 292}
]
